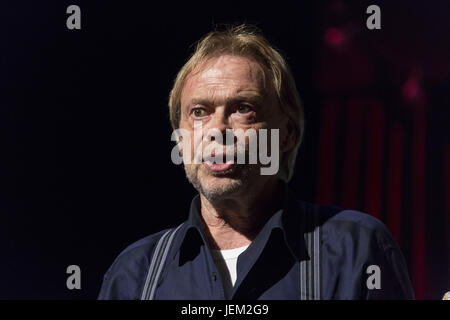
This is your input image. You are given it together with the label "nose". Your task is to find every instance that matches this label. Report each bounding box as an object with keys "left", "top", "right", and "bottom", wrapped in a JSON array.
[
  {"left": 210, "top": 108, "right": 229, "bottom": 132},
  {"left": 206, "top": 107, "right": 230, "bottom": 135},
  {"left": 204, "top": 107, "right": 235, "bottom": 146}
]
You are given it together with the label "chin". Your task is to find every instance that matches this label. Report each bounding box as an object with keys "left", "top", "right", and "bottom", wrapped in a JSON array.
[
  {"left": 199, "top": 172, "right": 246, "bottom": 201},
  {"left": 185, "top": 164, "right": 247, "bottom": 201},
  {"left": 205, "top": 177, "right": 244, "bottom": 196}
]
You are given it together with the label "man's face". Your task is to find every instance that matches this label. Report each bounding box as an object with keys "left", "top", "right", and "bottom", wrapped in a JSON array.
[{"left": 179, "top": 54, "right": 289, "bottom": 201}]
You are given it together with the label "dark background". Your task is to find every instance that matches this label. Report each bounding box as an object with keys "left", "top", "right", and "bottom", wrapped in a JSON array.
[{"left": 1, "top": 1, "right": 449, "bottom": 299}]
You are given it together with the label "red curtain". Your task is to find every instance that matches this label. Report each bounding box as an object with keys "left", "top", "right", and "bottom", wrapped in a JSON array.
[{"left": 314, "top": 96, "right": 449, "bottom": 299}]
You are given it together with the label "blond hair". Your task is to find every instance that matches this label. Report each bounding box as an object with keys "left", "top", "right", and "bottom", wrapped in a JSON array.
[{"left": 168, "top": 24, "right": 304, "bottom": 181}]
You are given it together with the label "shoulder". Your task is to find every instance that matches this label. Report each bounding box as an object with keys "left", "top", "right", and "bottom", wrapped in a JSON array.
[
  {"left": 118, "top": 229, "right": 171, "bottom": 259},
  {"left": 105, "top": 228, "right": 172, "bottom": 276},
  {"left": 328, "top": 209, "right": 395, "bottom": 251},
  {"left": 297, "top": 200, "right": 397, "bottom": 252},
  {"left": 97, "top": 227, "right": 172, "bottom": 300}
]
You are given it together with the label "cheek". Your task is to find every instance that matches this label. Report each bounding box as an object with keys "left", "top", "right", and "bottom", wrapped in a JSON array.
[
  {"left": 265, "top": 112, "right": 287, "bottom": 134},
  {"left": 230, "top": 113, "right": 257, "bottom": 124},
  {"left": 178, "top": 123, "right": 196, "bottom": 156},
  {"left": 191, "top": 130, "right": 205, "bottom": 162},
  {"left": 192, "top": 131, "right": 202, "bottom": 150}
]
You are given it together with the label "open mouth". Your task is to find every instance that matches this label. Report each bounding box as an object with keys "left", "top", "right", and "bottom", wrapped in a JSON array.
[{"left": 202, "top": 153, "right": 235, "bottom": 172}]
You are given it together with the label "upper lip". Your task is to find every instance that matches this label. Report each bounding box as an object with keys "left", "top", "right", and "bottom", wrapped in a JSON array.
[{"left": 203, "top": 153, "right": 233, "bottom": 163}]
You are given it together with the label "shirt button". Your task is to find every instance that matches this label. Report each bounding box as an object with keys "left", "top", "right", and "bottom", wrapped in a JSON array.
[{"left": 212, "top": 272, "right": 217, "bottom": 281}]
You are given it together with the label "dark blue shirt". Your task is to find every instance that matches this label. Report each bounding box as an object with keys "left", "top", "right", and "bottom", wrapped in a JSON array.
[{"left": 98, "top": 187, "right": 414, "bottom": 300}]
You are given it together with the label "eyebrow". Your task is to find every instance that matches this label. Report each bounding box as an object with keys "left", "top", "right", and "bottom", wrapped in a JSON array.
[{"left": 188, "top": 93, "right": 264, "bottom": 108}]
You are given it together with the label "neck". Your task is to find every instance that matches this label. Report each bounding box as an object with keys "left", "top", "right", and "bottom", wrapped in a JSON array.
[{"left": 199, "top": 178, "right": 283, "bottom": 250}]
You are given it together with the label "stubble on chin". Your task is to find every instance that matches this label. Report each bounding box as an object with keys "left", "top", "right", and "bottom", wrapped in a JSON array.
[{"left": 184, "top": 163, "right": 256, "bottom": 202}]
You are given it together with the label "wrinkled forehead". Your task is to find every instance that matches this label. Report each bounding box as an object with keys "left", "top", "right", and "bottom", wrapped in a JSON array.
[{"left": 181, "top": 55, "right": 269, "bottom": 104}]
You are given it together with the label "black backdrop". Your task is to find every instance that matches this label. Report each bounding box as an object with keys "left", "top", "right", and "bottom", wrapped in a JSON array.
[{"left": 2, "top": 1, "right": 449, "bottom": 299}]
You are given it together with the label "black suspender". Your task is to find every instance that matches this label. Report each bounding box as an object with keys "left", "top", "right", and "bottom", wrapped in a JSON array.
[
  {"left": 141, "top": 205, "right": 322, "bottom": 300},
  {"left": 299, "top": 204, "right": 322, "bottom": 300},
  {"left": 140, "top": 223, "right": 183, "bottom": 300}
]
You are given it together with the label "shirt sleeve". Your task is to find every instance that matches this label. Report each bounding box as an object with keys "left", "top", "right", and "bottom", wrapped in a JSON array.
[
  {"left": 364, "top": 241, "right": 415, "bottom": 300},
  {"left": 97, "top": 253, "right": 146, "bottom": 300},
  {"left": 97, "top": 239, "right": 157, "bottom": 300},
  {"left": 323, "top": 210, "right": 415, "bottom": 300}
]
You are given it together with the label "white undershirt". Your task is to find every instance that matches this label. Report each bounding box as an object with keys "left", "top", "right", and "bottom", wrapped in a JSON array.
[{"left": 211, "top": 245, "right": 249, "bottom": 299}]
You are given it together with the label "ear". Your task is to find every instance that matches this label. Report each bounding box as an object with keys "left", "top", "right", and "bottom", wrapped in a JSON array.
[{"left": 280, "top": 118, "right": 296, "bottom": 153}]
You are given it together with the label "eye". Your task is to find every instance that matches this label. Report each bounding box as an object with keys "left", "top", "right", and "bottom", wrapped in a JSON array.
[
  {"left": 236, "top": 104, "right": 252, "bottom": 114},
  {"left": 191, "top": 108, "right": 208, "bottom": 118}
]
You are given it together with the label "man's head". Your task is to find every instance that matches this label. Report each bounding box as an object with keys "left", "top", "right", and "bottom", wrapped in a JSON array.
[{"left": 168, "top": 24, "right": 304, "bottom": 201}]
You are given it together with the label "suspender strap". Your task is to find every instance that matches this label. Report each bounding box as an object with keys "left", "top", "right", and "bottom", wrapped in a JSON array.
[
  {"left": 299, "top": 205, "right": 322, "bottom": 300},
  {"left": 140, "top": 223, "right": 183, "bottom": 300},
  {"left": 140, "top": 205, "right": 321, "bottom": 300}
]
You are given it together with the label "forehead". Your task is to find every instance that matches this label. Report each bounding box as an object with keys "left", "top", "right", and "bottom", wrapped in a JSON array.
[{"left": 181, "top": 55, "right": 267, "bottom": 105}]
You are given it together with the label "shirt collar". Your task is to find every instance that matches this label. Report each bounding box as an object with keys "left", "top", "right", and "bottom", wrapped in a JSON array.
[{"left": 170, "top": 181, "right": 307, "bottom": 264}]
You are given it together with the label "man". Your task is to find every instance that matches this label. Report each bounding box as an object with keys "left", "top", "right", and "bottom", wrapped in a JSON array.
[{"left": 98, "top": 24, "right": 414, "bottom": 300}]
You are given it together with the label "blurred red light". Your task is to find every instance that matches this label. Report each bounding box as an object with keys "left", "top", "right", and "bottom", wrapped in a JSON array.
[
  {"left": 402, "top": 77, "right": 421, "bottom": 100},
  {"left": 325, "top": 27, "right": 345, "bottom": 47}
]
